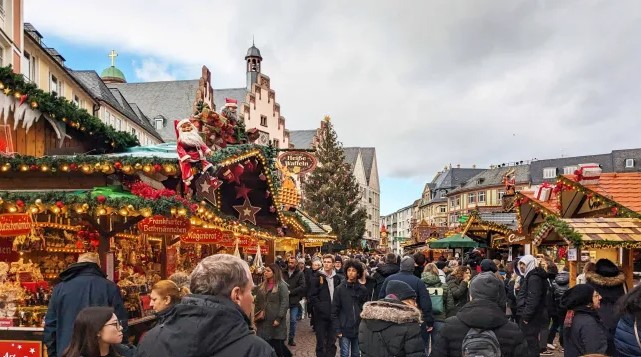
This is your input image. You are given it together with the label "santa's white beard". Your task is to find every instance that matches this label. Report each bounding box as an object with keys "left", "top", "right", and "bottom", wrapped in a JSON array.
[{"left": 179, "top": 129, "right": 206, "bottom": 147}]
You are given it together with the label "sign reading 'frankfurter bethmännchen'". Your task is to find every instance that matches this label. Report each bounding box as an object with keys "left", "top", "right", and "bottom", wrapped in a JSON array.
[
  {"left": 138, "top": 216, "right": 190, "bottom": 236},
  {"left": 0, "top": 213, "right": 32, "bottom": 237}
]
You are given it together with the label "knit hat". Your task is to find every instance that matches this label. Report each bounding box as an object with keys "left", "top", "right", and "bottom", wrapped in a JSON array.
[
  {"left": 561, "top": 284, "right": 595, "bottom": 310},
  {"left": 469, "top": 272, "right": 502, "bottom": 303},
  {"left": 480, "top": 259, "right": 498, "bottom": 273},
  {"left": 400, "top": 256, "right": 415, "bottom": 272},
  {"left": 595, "top": 258, "right": 619, "bottom": 277},
  {"left": 385, "top": 280, "right": 417, "bottom": 301},
  {"left": 335, "top": 255, "right": 343, "bottom": 263},
  {"left": 435, "top": 261, "right": 447, "bottom": 270}
]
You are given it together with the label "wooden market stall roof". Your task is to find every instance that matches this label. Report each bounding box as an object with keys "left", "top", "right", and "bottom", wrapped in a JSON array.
[
  {"left": 520, "top": 190, "right": 561, "bottom": 215},
  {"left": 563, "top": 217, "right": 641, "bottom": 247},
  {"left": 559, "top": 172, "right": 641, "bottom": 214}
]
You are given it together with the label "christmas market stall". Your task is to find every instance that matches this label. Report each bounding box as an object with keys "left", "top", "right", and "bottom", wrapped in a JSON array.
[{"left": 460, "top": 212, "right": 524, "bottom": 261}]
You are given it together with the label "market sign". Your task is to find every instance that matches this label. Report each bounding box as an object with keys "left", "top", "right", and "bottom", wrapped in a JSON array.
[
  {"left": 138, "top": 216, "right": 190, "bottom": 236},
  {"left": 221, "top": 235, "right": 256, "bottom": 247},
  {"left": 180, "top": 227, "right": 234, "bottom": 244},
  {"left": 507, "top": 233, "right": 530, "bottom": 244},
  {"left": 278, "top": 152, "right": 317, "bottom": 175},
  {"left": 0, "top": 213, "right": 32, "bottom": 237},
  {"left": 245, "top": 245, "right": 269, "bottom": 254}
]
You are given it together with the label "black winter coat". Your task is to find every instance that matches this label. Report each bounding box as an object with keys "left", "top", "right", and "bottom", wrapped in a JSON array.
[
  {"left": 585, "top": 271, "right": 626, "bottom": 332},
  {"left": 551, "top": 272, "right": 569, "bottom": 318},
  {"left": 429, "top": 299, "right": 528, "bottom": 357},
  {"left": 563, "top": 307, "right": 608, "bottom": 357},
  {"left": 379, "top": 271, "right": 434, "bottom": 327},
  {"left": 615, "top": 313, "right": 641, "bottom": 357},
  {"left": 283, "top": 267, "right": 306, "bottom": 306},
  {"left": 44, "top": 263, "right": 128, "bottom": 357},
  {"left": 360, "top": 276, "right": 377, "bottom": 302},
  {"left": 371, "top": 263, "right": 400, "bottom": 300},
  {"left": 331, "top": 281, "right": 368, "bottom": 338},
  {"left": 516, "top": 268, "right": 548, "bottom": 323},
  {"left": 303, "top": 267, "right": 317, "bottom": 298},
  {"left": 445, "top": 275, "right": 469, "bottom": 318},
  {"left": 309, "top": 270, "right": 343, "bottom": 321},
  {"left": 136, "top": 295, "right": 276, "bottom": 357},
  {"left": 358, "top": 299, "right": 426, "bottom": 357}
]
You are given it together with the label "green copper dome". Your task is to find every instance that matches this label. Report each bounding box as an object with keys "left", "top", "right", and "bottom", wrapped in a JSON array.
[{"left": 100, "top": 66, "right": 126, "bottom": 83}]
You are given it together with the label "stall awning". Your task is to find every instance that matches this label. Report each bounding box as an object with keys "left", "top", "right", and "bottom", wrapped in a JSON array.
[{"left": 563, "top": 217, "right": 641, "bottom": 245}]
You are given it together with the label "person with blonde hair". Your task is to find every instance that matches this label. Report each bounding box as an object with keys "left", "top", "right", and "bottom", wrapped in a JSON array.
[{"left": 149, "top": 280, "right": 189, "bottom": 324}]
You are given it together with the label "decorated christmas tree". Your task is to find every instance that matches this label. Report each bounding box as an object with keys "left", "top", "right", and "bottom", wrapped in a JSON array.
[{"left": 303, "top": 116, "right": 367, "bottom": 248}]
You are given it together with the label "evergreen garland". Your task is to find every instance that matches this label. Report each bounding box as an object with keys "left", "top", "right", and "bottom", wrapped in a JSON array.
[
  {"left": 0, "top": 65, "right": 139, "bottom": 152},
  {"left": 302, "top": 117, "right": 367, "bottom": 247}
]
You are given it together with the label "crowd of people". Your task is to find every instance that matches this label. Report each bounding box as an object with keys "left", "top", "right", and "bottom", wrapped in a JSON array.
[{"left": 41, "top": 249, "right": 641, "bottom": 357}]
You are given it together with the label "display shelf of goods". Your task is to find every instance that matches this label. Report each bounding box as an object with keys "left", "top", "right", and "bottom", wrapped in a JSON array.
[{"left": 0, "top": 65, "right": 139, "bottom": 152}]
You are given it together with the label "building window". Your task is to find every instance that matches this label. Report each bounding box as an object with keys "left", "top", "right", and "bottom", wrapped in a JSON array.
[
  {"left": 439, "top": 206, "right": 446, "bottom": 213},
  {"left": 116, "top": 118, "right": 122, "bottom": 131},
  {"left": 22, "top": 51, "right": 36, "bottom": 82},
  {"left": 50, "top": 74, "right": 59, "bottom": 94},
  {"left": 468, "top": 192, "right": 476, "bottom": 204},
  {"left": 0, "top": 46, "right": 4, "bottom": 66},
  {"left": 563, "top": 166, "right": 578, "bottom": 175},
  {"left": 498, "top": 191, "right": 505, "bottom": 200},
  {"left": 543, "top": 167, "right": 557, "bottom": 179},
  {"left": 72, "top": 94, "right": 80, "bottom": 106},
  {"left": 0, "top": 0, "right": 4, "bottom": 16},
  {"left": 456, "top": 196, "right": 461, "bottom": 206},
  {"left": 478, "top": 191, "right": 486, "bottom": 203},
  {"left": 131, "top": 128, "right": 136, "bottom": 137},
  {"left": 260, "top": 115, "right": 267, "bottom": 127},
  {"left": 626, "top": 159, "right": 635, "bottom": 168},
  {"left": 154, "top": 118, "right": 163, "bottom": 130},
  {"left": 440, "top": 191, "right": 446, "bottom": 198}
]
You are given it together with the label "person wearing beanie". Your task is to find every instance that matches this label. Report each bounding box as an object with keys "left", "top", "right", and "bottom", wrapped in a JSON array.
[
  {"left": 480, "top": 258, "right": 498, "bottom": 273},
  {"left": 379, "top": 257, "right": 434, "bottom": 348},
  {"left": 358, "top": 281, "right": 425, "bottom": 357},
  {"left": 430, "top": 272, "right": 527, "bottom": 357},
  {"left": 561, "top": 285, "right": 608, "bottom": 357},
  {"left": 476, "top": 259, "right": 507, "bottom": 311},
  {"left": 515, "top": 254, "right": 549, "bottom": 357},
  {"left": 585, "top": 258, "right": 626, "bottom": 355}
]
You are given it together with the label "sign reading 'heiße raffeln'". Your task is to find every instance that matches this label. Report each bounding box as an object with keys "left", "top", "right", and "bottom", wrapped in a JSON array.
[
  {"left": 138, "top": 216, "right": 190, "bottom": 236},
  {"left": 278, "top": 152, "right": 317, "bottom": 174}
]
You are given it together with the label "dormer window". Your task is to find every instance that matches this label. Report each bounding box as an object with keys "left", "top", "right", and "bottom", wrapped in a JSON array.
[
  {"left": 477, "top": 178, "right": 485, "bottom": 185},
  {"left": 154, "top": 117, "right": 164, "bottom": 130},
  {"left": 543, "top": 167, "right": 557, "bottom": 179},
  {"left": 626, "top": 159, "right": 635, "bottom": 168}
]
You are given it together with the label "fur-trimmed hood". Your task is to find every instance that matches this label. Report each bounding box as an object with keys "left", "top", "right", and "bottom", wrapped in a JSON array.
[
  {"left": 360, "top": 299, "right": 422, "bottom": 325},
  {"left": 585, "top": 271, "right": 626, "bottom": 287}
]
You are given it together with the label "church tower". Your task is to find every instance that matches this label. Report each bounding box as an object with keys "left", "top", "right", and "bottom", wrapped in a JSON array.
[
  {"left": 101, "top": 50, "right": 127, "bottom": 84},
  {"left": 245, "top": 41, "right": 262, "bottom": 90}
]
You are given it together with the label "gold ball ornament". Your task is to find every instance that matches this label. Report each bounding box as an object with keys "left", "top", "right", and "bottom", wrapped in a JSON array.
[
  {"left": 122, "top": 165, "right": 134, "bottom": 174},
  {"left": 134, "top": 163, "right": 143, "bottom": 170}
]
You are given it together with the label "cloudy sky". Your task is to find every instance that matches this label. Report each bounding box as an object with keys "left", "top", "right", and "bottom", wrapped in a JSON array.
[{"left": 26, "top": 1, "right": 641, "bottom": 215}]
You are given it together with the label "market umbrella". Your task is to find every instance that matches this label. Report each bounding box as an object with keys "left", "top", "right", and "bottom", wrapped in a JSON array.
[{"left": 428, "top": 233, "right": 479, "bottom": 249}]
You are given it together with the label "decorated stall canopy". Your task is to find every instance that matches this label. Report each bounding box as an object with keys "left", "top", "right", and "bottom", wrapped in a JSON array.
[{"left": 429, "top": 233, "right": 480, "bottom": 249}]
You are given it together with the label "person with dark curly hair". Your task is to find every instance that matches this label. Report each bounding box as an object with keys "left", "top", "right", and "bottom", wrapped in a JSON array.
[{"left": 332, "top": 259, "right": 368, "bottom": 357}]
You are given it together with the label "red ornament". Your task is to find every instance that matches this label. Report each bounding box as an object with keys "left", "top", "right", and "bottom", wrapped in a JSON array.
[
  {"left": 114, "top": 162, "right": 123, "bottom": 170},
  {"left": 69, "top": 163, "right": 78, "bottom": 171},
  {"left": 222, "top": 168, "right": 235, "bottom": 182},
  {"left": 75, "top": 240, "right": 84, "bottom": 249},
  {"left": 90, "top": 239, "right": 100, "bottom": 248},
  {"left": 55, "top": 201, "right": 64, "bottom": 208},
  {"left": 18, "top": 94, "right": 28, "bottom": 106},
  {"left": 244, "top": 159, "right": 255, "bottom": 172},
  {"left": 153, "top": 164, "right": 162, "bottom": 172},
  {"left": 611, "top": 206, "right": 619, "bottom": 216},
  {"left": 259, "top": 173, "right": 267, "bottom": 181},
  {"left": 97, "top": 195, "right": 107, "bottom": 204},
  {"left": 15, "top": 200, "right": 24, "bottom": 208},
  {"left": 30, "top": 164, "right": 38, "bottom": 171},
  {"left": 231, "top": 164, "right": 244, "bottom": 184}
]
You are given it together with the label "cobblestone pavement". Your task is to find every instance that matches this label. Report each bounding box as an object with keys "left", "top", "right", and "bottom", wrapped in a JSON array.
[{"left": 288, "top": 316, "right": 564, "bottom": 357}]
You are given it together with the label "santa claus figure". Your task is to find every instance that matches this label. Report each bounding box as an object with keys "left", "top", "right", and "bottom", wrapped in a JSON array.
[
  {"left": 175, "top": 118, "right": 214, "bottom": 187},
  {"left": 221, "top": 98, "right": 239, "bottom": 124}
]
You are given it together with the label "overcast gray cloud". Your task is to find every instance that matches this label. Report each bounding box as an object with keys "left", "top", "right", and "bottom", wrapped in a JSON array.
[{"left": 26, "top": 0, "right": 641, "bottom": 182}]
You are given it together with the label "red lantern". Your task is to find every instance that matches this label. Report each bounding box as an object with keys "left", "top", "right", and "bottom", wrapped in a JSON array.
[{"left": 97, "top": 195, "right": 106, "bottom": 204}]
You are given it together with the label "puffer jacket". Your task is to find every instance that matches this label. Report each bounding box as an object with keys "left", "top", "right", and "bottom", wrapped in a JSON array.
[
  {"left": 358, "top": 299, "right": 425, "bottom": 357},
  {"left": 615, "top": 313, "right": 641, "bottom": 357},
  {"left": 585, "top": 270, "right": 626, "bottom": 332},
  {"left": 516, "top": 267, "right": 548, "bottom": 323},
  {"left": 429, "top": 299, "right": 528, "bottom": 357},
  {"left": 445, "top": 275, "right": 468, "bottom": 318},
  {"left": 421, "top": 271, "right": 454, "bottom": 321},
  {"left": 331, "top": 281, "right": 368, "bottom": 339},
  {"left": 563, "top": 306, "right": 608, "bottom": 357}
]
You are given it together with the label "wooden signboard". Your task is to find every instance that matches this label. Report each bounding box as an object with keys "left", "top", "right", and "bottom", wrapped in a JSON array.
[
  {"left": 245, "top": 246, "right": 269, "bottom": 255},
  {"left": 221, "top": 235, "right": 256, "bottom": 248},
  {"left": 278, "top": 151, "right": 317, "bottom": 174},
  {"left": 138, "top": 216, "right": 190, "bottom": 236},
  {"left": 181, "top": 227, "right": 231, "bottom": 244},
  {"left": 0, "top": 213, "right": 32, "bottom": 237}
]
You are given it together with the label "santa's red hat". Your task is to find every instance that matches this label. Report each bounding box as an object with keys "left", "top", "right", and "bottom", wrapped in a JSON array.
[{"left": 224, "top": 98, "right": 238, "bottom": 108}]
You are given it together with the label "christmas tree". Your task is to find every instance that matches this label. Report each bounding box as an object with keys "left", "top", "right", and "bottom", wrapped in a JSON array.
[{"left": 303, "top": 116, "right": 367, "bottom": 248}]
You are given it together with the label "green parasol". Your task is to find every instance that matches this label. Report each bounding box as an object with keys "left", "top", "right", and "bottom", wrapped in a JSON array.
[{"left": 429, "top": 233, "right": 479, "bottom": 249}]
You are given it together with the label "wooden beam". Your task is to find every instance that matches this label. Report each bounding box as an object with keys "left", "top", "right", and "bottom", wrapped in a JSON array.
[
  {"left": 569, "top": 260, "right": 577, "bottom": 287},
  {"left": 622, "top": 248, "right": 633, "bottom": 291}
]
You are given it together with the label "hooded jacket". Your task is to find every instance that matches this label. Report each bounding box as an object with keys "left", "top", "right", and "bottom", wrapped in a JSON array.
[
  {"left": 585, "top": 270, "right": 626, "bottom": 332},
  {"left": 136, "top": 295, "right": 276, "bottom": 357},
  {"left": 516, "top": 255, "right": 548, "bottom": 322},
  {"left": 44, "top": 263, "right": 127, "bottom": 357},
  {"left": 562, "top": 306, "right": 608, "bottom": 357},
  {"left": 445, "top": 274, "right": 469, "bottom": 318},
  {"left": 379, "top": 270, "right": 434, "bottom": 327},
  {"left": 421, "top": 271, "right": 454, "bottom": 321},
  {"left": 429, "top": 299, "right": 528, "bottom": 357},
  {"left": 358, "top": 299, "right": 425, "bottom": 357},
  {"left": 331, "top": 281, "right": 368, "bottom": 338},
  {"left": 372, "top": 263, "right": 400, "bottom": 299},
  {"left": 614, "top": 313, "right": 641, "bottom": 357}
]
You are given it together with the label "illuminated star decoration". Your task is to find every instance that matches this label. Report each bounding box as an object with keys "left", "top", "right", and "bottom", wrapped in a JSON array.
[
  {"left": 233, "top": 198, "right": 261, "bottom": 225},
  {"left": 194, "top": 173, "right": 217, "bottom": 206},
  {"left": 235, "top": 184, "right": 252, "bottom": 200}
]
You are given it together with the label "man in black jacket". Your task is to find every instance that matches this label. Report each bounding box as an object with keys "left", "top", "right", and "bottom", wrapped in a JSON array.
[
  {"left": 371, "top": 253, "right": 399, "bottom": 299},
  {"left": 430, "top": 272, "right": 528, "bottom": 357},
  {"left": 44, "top": 253, "right": 127, "bottom": 357},
  {"left": 331, "top": 259, "right": 368, "bottom": 357},
  {"left": 310, "top": 254, "right": 344, "bottom": 357},
  {"left": 516, "top": 254, "right": 549, "bottom": 357},
  {"left": 136, "top": 254, "right": 276, "bottom": 357},
  {"left": 284, "top": 256, "right": 306, "bottom": 346}
]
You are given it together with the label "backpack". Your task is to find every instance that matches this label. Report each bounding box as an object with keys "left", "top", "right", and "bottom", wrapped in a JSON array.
[
  {"left": 427, "top": 287, "right": 444, "bottom": 314},
  {"left": 461, "top": 328, "right": 502, "bottom": 357}
]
